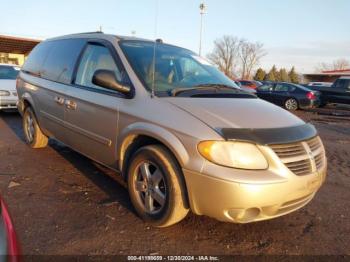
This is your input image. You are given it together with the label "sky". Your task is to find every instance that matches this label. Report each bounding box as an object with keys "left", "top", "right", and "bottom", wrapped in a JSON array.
[{"left": 1, "top": 0, "right": 349, "bottom": 73}]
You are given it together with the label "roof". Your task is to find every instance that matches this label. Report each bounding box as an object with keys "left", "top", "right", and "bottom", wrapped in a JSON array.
[
  {"left": 0, "top": 35, "right": 41, "bottom": 54},
  {"left": 48, "top": 32, "right": 150, "bottom": 43}
]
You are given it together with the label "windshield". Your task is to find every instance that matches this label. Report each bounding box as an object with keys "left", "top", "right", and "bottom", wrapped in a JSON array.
[
  {"left": 0, "top": 65, "right": 20, "bottom": 80},
  {"left": 119, "top": 40, "right": 239, "bottom": 95}
]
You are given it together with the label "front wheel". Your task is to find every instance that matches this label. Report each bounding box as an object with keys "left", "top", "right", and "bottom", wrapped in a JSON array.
[
  {"left": 284, "top": 98, "right": 299, "bottom": 111},
  {"left": 23, "top": 107, "right": 48, "bottom": 148},
  {"left": 127, "top": 145, "right": 189, "bottom": 227}
]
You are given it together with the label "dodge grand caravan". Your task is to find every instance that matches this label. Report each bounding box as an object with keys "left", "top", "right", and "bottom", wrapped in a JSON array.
[{"left": 16, "top": 33, "right": 327, "bottom": 227}]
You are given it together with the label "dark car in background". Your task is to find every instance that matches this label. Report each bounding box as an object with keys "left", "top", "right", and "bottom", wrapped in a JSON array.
[
  {"left": 307, "top": 76, "right": 350, "bottom": 106},
  {"left": 256, "top": 82, "right": 320, "bottom": 110},
  {"left": 238, "top": 80, "right": 262, "bottom": 89},
  {"left": 0, "top": 195, "right": 20, "bottom": 261}
]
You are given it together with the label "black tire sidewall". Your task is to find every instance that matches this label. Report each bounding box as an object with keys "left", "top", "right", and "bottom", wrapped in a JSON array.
[{"left": 127, "top": 146, "right": 179, "bottom": 226}]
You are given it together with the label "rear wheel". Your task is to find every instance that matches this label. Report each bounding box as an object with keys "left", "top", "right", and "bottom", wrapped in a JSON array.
[
  {"left": 23, "top": 107, "right": 48, "bottom": 148},
  {"left": 284, "top": 98, "right": 298, "bottom": 111},
  {"left": 127, "top": 145, "right": 189, "bottom": 227}
]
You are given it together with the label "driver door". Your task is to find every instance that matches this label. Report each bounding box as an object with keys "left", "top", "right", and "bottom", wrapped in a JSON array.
[{"left": 64, "top": 42, "right": 128, "bottom": 168}]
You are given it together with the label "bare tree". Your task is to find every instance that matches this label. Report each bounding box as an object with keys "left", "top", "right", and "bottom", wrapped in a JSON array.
[
  {"left": 315, "top": 58, "right": 350, "bottom": 72},
  {"left": 332, "top": 59, "right": 350, "bottom": 70},
  {"left": 239, "top": 41, "right": 266, "bottom": 79},
  {"left": 207, "top": 36, "right": 242, "bottom": 78}
]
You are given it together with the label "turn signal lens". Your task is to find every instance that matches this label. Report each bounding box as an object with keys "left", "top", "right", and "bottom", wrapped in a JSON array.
[{"left": 198, "top": 141, "right": 268, "bottom": 170}]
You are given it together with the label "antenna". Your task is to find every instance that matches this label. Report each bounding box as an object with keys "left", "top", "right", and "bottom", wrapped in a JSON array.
[
  {"left": 199, "top": 2, "right": 207, "bottom": 56},
  {"left": 151, "top": 0, "right": 159, "bottom": 98}
]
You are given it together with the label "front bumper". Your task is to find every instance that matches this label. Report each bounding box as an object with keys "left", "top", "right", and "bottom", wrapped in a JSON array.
[
  {"left": 0, "top": 98, "right": 18, "bottom": 110},
  {"left": 183, "top": 164, "right": 326, "bottom": 223}
]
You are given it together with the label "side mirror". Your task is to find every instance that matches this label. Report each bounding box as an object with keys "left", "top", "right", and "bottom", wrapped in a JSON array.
[{"left": 92, "top": 69, "right": 131, "bottom": 95}]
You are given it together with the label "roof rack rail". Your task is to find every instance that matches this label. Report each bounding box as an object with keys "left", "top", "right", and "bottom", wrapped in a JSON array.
[{"left": 70, "top": 31, "right": 104, "bottom": 35}]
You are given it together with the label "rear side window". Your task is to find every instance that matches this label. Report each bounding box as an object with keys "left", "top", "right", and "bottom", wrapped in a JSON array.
[
  {"left": 275, "top": 84, "right": 289, "bottom": 92},
  {"left": 41, "top": 39, "right": 85, "bottom": 84},
  {"left": 0, "top": 65, "right": 20, "bottom": 80},
  {"left": 22, "top": 42, "right": 52, "bottom": 76}
]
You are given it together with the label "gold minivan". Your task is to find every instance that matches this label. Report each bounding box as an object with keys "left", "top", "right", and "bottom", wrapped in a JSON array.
[{"left": 16, "top": 33, "right": 327, "bottom": 227}]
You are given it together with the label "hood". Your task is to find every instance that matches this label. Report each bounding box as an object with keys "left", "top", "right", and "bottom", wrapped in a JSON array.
[
  {"left": 164, "top": 97, "right": 305, "bottom": 129},
  {"left": 0, "top": 80, "right": 16, "bottom": 91}
]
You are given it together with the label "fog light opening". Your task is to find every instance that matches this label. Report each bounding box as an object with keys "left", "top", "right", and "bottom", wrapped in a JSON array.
[{"left": 227, "top": 207, "right": 261, "bottom": 223}]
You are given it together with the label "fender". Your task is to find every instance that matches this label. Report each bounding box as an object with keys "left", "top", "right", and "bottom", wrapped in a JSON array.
[
  {"left": 118, "top": 122, "right": 190, "bottom": 172},
  {"left": 19, "top": 92, "right": 35, "bottom": 115}
]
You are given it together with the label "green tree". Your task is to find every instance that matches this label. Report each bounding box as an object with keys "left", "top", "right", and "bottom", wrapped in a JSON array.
[
  {"left": 254, "top": 68, "right": 266, "bottom": 81},
  {"left": 288, "top": 67, "right": 299, "bottom": 83},
  {"left": 279, "top": 68, "right": 290, "bottom": 82},
  {"left": 265, "top": 65, "right": 277, "bottom": 81}
]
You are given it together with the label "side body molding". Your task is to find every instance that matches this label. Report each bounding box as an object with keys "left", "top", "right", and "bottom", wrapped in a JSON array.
[{"left": 118, "top": 122, "right": 190, "bottom": 172}]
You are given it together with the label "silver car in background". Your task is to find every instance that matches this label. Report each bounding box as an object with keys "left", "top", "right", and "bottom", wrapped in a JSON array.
[
  {"left": 16, "top": 33, "right": 327, "bottom": 227},
  {"left": 0, "top": 64, "right": 20, "bottom": 110}
]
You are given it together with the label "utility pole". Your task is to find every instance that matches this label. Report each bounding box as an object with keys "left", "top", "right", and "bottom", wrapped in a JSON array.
[{"left": 199, "top": 2, "right": 207, "bottom": 56}]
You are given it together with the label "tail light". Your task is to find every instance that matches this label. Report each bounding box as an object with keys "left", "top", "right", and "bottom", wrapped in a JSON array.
[{"left": 306, "top": 92, "right": 316, "bottom": 100}]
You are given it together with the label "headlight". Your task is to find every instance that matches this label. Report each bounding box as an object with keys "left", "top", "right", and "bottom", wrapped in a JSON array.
[
  {"left": 0, "top": 90, "right": 10, "bottom": 96},
  {"left": 198, "top": 141, "right": 268, "bottom": 170}
]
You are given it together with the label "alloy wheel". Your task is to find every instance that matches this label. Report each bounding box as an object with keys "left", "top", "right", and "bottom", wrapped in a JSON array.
[
  {"left": 25, "top": 113, "right": 35, "bottom": 142},
  {"left": 133, "top": 161, "right": 167, "bottom": 215},
  {"left": 285, "top": 98, "right": 298, "bottom": 110}
]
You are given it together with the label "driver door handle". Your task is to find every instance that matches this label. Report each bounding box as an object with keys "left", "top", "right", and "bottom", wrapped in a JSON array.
[
  {"left": 65, "top": 100, "right": 77, "bottom": 110},
  {"left": 54, "top": 96, "right": 65, "bottom": 105}
]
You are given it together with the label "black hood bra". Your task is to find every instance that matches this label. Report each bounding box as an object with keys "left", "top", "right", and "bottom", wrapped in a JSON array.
[{"left": 218, "top": 123, "right": 317, "bottom": 145}]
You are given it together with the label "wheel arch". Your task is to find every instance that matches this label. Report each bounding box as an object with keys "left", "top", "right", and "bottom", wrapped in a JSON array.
[
  {"left": 118, "top": 122, "right": 190, "bottom": 208},
  {"left": 118, "top": 122, "right": 190, "bottom": 174}
]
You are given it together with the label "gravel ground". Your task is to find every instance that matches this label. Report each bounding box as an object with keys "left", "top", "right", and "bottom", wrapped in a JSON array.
[{"left": 0, "top": 108, "right": 349, "bottom": 256}]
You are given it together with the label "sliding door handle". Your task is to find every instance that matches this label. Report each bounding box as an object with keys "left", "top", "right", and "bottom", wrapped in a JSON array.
[
  {"left": 65, "top": 100, "right": 77, "bottom": 110},
  {"left": 54, "top": 96, "right": 65, "bottom": 105}
]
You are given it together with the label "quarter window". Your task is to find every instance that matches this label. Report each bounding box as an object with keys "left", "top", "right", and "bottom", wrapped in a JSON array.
[
  {"left": 75, "top": 44, "right": 123, "bottom": 90},
  {"left": 22, "top": 41, "right": 52, "bottom": 76}
]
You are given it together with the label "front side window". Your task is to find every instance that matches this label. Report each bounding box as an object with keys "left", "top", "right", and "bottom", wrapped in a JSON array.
[
  {"left": 119, "top": 40, "right": 239, "bottom": 95},
  {"left": 75, "top": 44, "right": 124, "bottom": 90},
  {"left": 258, "top": 84, "right": 273, "bottom": 91},
  {"left": 0, "top": 65, "right": 20, "bottom": 80}
]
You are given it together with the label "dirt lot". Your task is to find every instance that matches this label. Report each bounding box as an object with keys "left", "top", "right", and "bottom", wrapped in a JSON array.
[{"left": 0, "top": 107, "right": 349, "bottom": 256}]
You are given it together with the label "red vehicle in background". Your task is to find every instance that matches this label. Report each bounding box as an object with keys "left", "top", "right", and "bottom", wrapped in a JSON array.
[
  {"left": 238, "top": 80, "right": 263, "bottom": 89},
  {"left": 0, "top": 195, "right": 20, "bottom": 262}
]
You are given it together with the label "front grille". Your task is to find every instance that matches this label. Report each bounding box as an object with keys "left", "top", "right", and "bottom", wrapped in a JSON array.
[{"left": 270, "top": 136, "right": 325, "bottom": 176}]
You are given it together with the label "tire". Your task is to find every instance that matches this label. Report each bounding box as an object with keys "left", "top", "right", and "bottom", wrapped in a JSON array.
[
  {"left": 127, "top": 145, "right": 189, "bottom": 227},
  {"left": 284, "top": 98, "right": 298, "bottom": 111},
  {"left": 23, "top": 107, "right": 48, "bottom": 148}
]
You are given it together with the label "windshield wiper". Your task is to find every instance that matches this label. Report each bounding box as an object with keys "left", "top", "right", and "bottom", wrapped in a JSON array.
[{"left": 170, "top": 84, "right": 240, "bottom": 97}]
